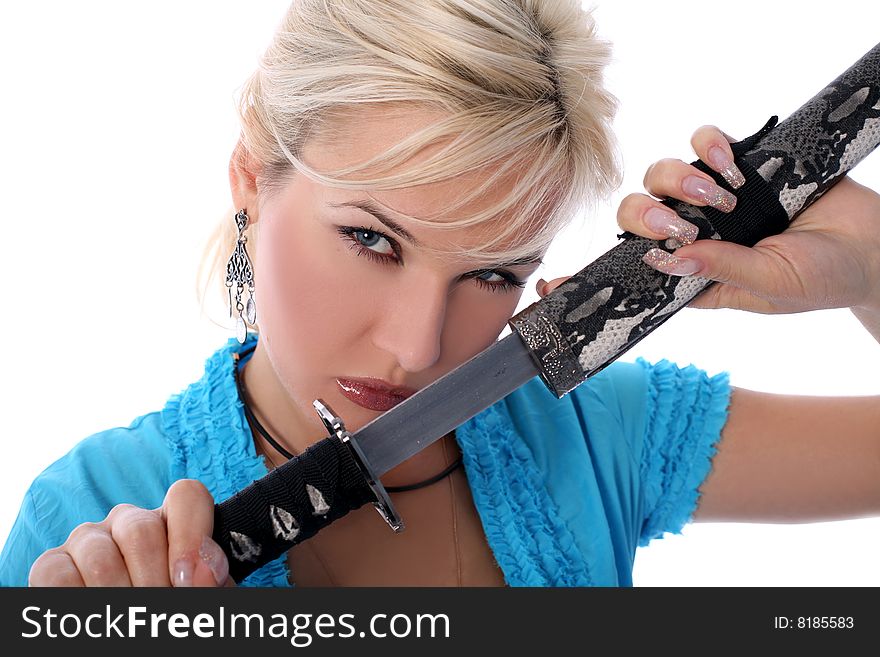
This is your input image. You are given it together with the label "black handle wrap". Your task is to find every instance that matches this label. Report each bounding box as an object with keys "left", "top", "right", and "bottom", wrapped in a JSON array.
[
  {"left": 510, "top": 42, "right": 880, "bottom": 398},
  {"left": 213, "top": 435, "right": 374, "bottom": 583}
]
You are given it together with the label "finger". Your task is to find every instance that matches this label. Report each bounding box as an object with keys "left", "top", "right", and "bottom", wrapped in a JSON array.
[
  {"left": 29, "top": 549, "right": 86, "bottom": 587},
  {"left": 617, "top": 192, "right": 699, "bottom": 245},
  {"left": 642, "top": 158, "right": 738, "bottom": 213},
  {"left": 642, "top": 238, "right": 784, "bottom": 296},
  {"left": 690, "top": 125, "right": 745, "bottom": 189},
  {"left": 536, "top": 275, "right": 571, "bottom": 297},
  {"left": 106, "top": 504, "right": 172, "bottom": 586},
  {"left": 161, "top": 479, "right": 228, "bottom": 587},
  {"left": 64, "top": 523, "right": 134, "bottom": 586}
]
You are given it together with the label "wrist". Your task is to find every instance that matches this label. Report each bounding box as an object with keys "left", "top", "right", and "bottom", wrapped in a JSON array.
[{"left": 850, "top": 241, "right": 880, "bottom": 322}]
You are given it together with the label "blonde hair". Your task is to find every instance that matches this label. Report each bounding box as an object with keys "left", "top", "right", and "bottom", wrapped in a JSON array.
[{"left": 199, "top": 0, "right": 620, "bottom": 322}]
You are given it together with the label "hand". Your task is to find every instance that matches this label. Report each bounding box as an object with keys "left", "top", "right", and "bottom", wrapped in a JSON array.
[
  {"left": 28, "top": 480, "right": 231, "bottom": 587},
  {"left": 620, "top": 125, "right": 880, "bottom": 314},
  {"left": 539, "top": 126, "right": 880, "bottom": 319}
]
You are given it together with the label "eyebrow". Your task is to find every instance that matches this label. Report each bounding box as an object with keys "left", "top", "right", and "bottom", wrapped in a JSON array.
[
  {"left": 329, "top": 199, "right": 544, "bottom": 268},
  {"left": 329, "top": 200, "right": 423, "bottom": 248},
  {"left": 493, "top": 253, "right": 545, "bottom": 267}
]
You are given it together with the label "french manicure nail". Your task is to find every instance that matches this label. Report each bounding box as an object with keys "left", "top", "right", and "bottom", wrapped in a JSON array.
[
  {"left": 643, "top": 207, "right": 698, "bottom": 245},
  {"left": 199, "top": 536, "right": 229, "bottom": 586},
  {"left": 706, "top": 145, "right": 745, "bottom": 189},
  {"left": 642, "top": 248, "right": 702, "bottom": 276},
  {"left": 681, "top": 175, "right": 737, "bottom": 212},
  {"left": 173, "top": 558, "right": 194, "bottom": 587}
]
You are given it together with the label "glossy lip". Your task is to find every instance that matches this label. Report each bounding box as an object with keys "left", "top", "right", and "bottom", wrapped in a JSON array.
[{"left": 336, "top": 377, "right": 417, "bottom": 413}]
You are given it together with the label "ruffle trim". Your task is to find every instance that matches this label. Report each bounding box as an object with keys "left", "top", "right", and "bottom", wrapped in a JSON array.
[
  {"left": 159, "top": 333, "right": 291, "bottom": 587},
  {"left": 636, "top": 358, "right": 731, "bottom": 545},
  {"left": 457, "top": 398, "right": 593, "bottom": 587}
]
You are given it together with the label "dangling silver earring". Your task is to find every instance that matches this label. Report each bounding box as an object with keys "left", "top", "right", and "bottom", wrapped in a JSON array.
[{"left": 225, "top": 208, "right": 257, "bottom": 344}]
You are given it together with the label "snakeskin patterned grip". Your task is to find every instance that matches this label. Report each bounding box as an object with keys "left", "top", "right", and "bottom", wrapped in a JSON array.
[{"left": 510, "top": 42, "right": 880, "bottom": 398}]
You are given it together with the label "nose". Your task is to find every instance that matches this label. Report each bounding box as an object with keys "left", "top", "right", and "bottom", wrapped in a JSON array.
[{"left": 371, "top": 276, "right": 448, "bottom": 373}]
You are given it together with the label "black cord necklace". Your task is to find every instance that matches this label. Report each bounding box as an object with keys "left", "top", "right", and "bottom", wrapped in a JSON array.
[{"left": 232, "top": 345, "right": 463, "bottom": 493}]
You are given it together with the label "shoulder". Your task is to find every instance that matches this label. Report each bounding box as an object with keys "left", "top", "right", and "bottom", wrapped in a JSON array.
[
  {"left": 0, "top": 337, "right": 257, "bottom": 586},
  {"left": 456, "top": 358, "right": 731, "bottom": 582},
  {"left": 460, "top": 359, "right": 656, "bottom": 493},
  {"left": 504, "top": 359, "right": 651, "bottom": 410},
  {"left": 500, "top": 360, "right": 652, "bottom": 449},
  {"left": 27, "top": 411, "right": 179, "bottom": 526},
  {"left": 0, "top": 411, "right": 179, "bottom": 586},
  {"left": 494, "top": 357, "right": 731, "bottom": 518},
  {"left": 502, "top": 358, "right": 729, "bottom": 450}
]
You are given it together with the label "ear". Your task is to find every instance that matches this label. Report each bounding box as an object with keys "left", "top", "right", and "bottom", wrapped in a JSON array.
[{"left": 229, "top": 140, "right": 263, "bottom": 221}]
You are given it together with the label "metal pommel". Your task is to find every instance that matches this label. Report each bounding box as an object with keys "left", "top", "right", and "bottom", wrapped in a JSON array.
[{"left": 312, "top": 399, "right": 405, "bottom": 532}]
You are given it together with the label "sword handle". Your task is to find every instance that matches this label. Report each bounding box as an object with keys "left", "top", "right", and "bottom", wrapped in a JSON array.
[
  {"left": 214, "top": 394, "right": 411, "bottom": 584},
  {"left": 212, "top": 433, "right": 374, "bottom": 583},
  {"left": 510, "top": 42, "right": 880, "bottom": 398}
]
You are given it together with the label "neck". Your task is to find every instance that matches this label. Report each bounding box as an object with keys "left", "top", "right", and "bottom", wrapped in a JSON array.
[
  {"left": 240, "top": 343, "right": 315, "bottom": 453},
  {"left": 240, "top": 340, "right": 461, "bottom": 487}
]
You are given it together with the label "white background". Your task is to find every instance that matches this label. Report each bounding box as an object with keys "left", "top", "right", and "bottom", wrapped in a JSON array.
[{"left": 1, "top": 0, "right": 878, "bottom": 586}]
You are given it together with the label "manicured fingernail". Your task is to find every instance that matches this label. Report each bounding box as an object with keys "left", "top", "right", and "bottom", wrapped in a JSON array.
[
  {"left": 642, "top": 248, "right": 702, "bottom": 276},
  {"left": 682, "top": 175, "right": 737, "bottom": 212},
  {"left": 173, "top": 558, "right": 194, "bottom": 587},
  {"left": 706, "top": 145, "right": 745, "bottom": 189},
  {"left": 536, "top": 278, "right": 548, "bottom": 295},
  {"left": 199, "top": 536, "right": 229, "bottom": 586},
  {"left": 643, "top": 207, "right": 698, "bottom": 245}
]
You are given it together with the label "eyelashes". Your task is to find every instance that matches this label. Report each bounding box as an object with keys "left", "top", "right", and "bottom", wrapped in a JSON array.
[
  {"left": 470, "top": 268, "right": 527, "bottom": 294},
  {"left": 336, "top": 225, "right": 526, "bottom": 293},
  {"left": 337, "top": 226, "right": 401, "bottom": 262}
]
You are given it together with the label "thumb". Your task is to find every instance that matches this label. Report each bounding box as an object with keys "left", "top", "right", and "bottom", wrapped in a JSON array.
[
  {"left": 657, "top": 239, "right": 781, "bottom": 294},
  {"left": 162, "top": 479, "right": 229, "bottom": 587}
]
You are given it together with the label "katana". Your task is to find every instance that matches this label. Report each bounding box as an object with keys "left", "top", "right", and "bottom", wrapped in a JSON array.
[{"left": 214, "top": 42, "right": 880, "bottom": 583}]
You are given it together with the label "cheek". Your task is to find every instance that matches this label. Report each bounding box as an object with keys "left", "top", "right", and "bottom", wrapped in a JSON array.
[
  {"left": 251, "top": 216, "right": 376, "bottom": 391},
  {"left": 256, "top": 223, "right": 322, "bottom": 348},
  {"left": 440, "top": 287, "right": 521, "bottom": 363}
]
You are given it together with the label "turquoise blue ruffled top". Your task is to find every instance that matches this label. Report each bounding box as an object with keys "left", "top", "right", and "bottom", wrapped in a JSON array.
[{"left": 0, "top": 334, "right": 730, "bottom": 586}]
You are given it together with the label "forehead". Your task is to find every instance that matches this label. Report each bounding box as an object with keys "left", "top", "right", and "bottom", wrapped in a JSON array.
[
  {"left": 302, "top": 105, "right": 550, "bottom": 260},
  {"left": 308, "top": 105, "right": 443, "bottom": 170}
]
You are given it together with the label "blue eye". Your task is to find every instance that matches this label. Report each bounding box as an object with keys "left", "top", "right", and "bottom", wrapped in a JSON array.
[
  {"left": 476, "top": 270, "right": 505, "bottom": 284},
  {"left": 336, "top": 225, "right": 526, "bottom": 293},
  {"left": 337, "top": 226, "right": 400, "bottom": 263},
  {"left": 470, "top": 269, "right": 527, "bottom": 294},
  {"left": 352, "top": 228, "right": 395, "bottom": 256}
]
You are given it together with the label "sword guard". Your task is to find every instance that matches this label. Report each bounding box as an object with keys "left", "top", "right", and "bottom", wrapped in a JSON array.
[{"left": 312, "top": 399, "right": 405, "bottom": 533}]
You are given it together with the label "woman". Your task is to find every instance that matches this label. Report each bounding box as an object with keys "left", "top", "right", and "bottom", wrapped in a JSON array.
[{"left": 2, "top": 0, "right": 878, "bottom": 587}]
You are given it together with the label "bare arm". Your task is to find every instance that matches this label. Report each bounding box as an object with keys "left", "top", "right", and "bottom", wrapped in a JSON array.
[{"left": 694, "top": 387, "right": 880, "bottom": 522}]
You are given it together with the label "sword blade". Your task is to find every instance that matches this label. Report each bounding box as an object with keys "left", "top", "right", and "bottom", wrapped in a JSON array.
[{"left": 353, "top": 332, "right": 539, "bottom": 475}]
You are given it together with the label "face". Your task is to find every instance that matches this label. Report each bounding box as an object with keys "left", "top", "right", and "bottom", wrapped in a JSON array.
[{"left": 246, "top": 108, "right": 545, "bottom": 436}]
